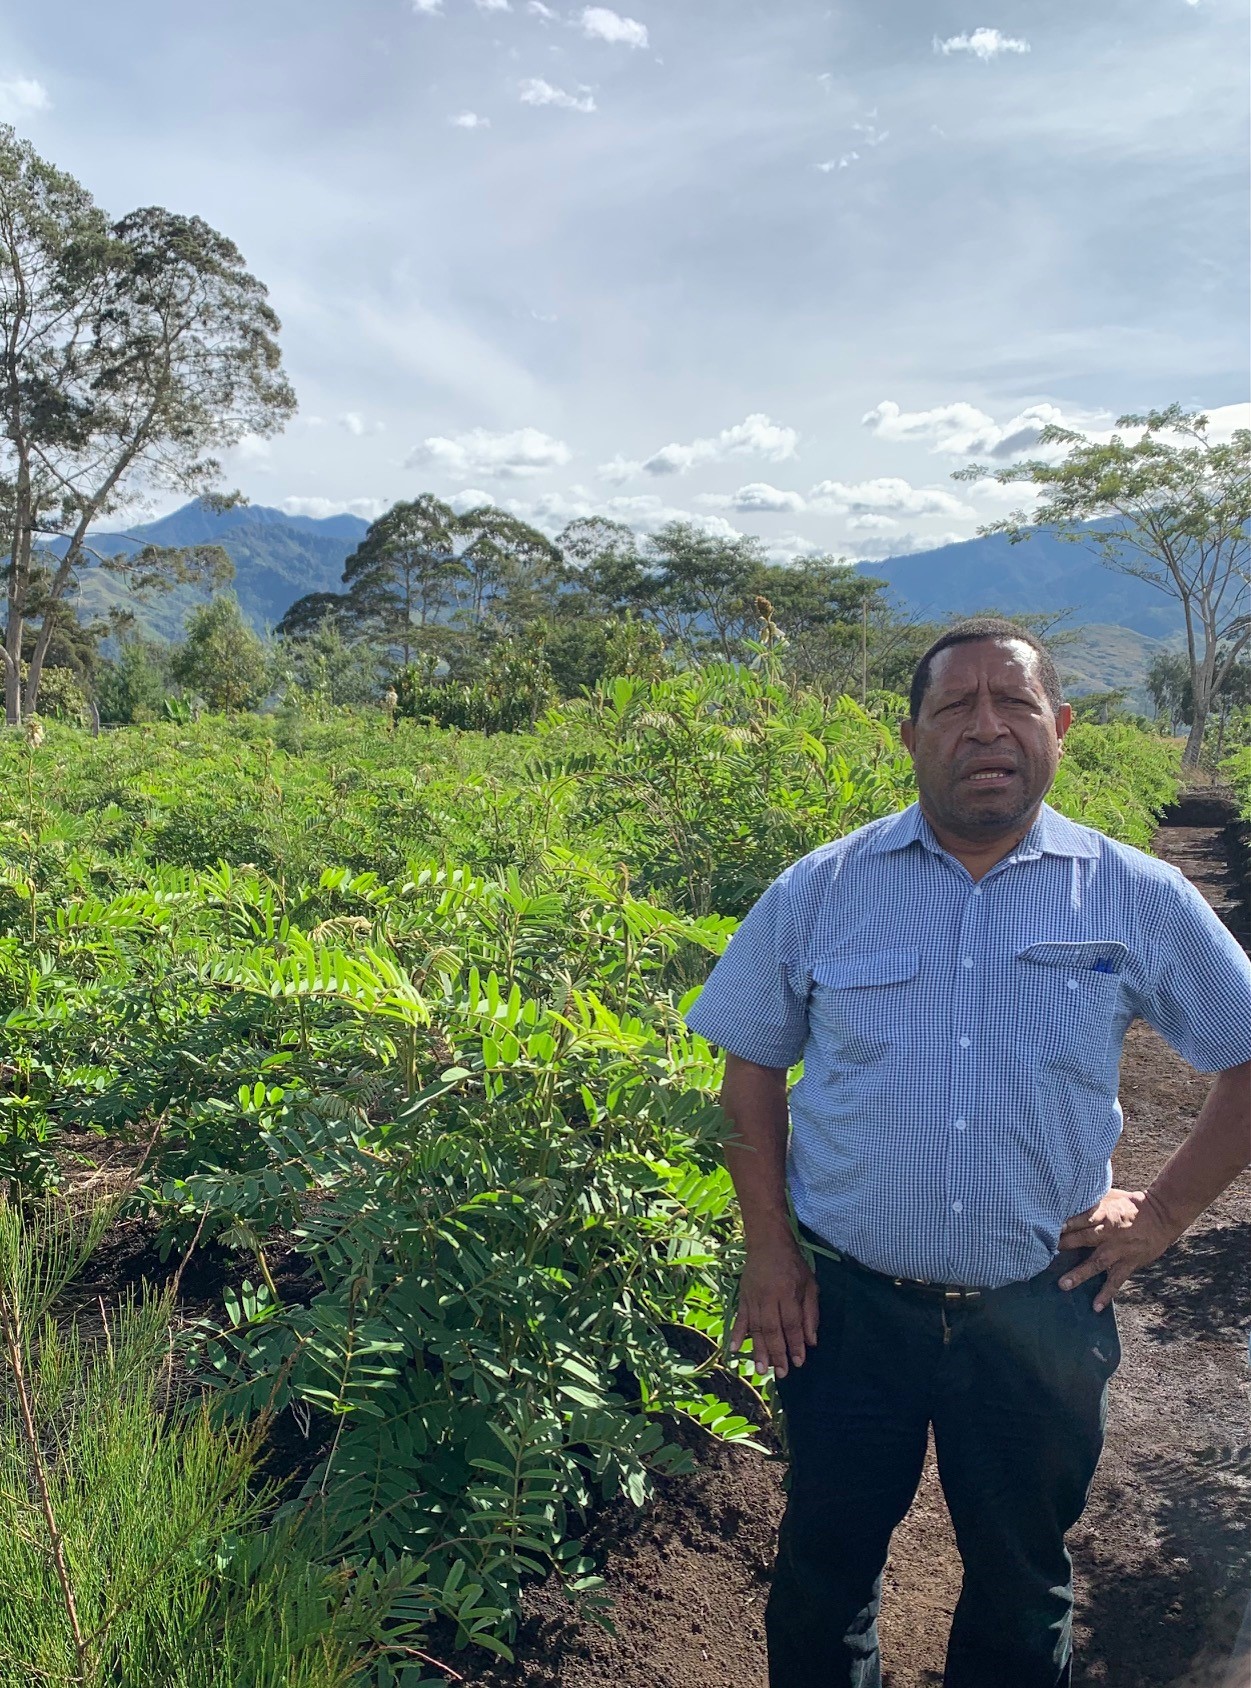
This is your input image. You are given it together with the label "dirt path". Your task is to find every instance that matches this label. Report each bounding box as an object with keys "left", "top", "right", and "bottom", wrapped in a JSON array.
[{"left": 473, "top": 797, "right": 1251, "bottom": 1688}]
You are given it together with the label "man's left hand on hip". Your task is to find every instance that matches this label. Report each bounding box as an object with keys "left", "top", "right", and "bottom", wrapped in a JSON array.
[{"left": 1057, "top": 1187, "right": 1174, "bottom": 1313}]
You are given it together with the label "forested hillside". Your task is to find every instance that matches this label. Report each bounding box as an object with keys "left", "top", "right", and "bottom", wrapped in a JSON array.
[
  {"left": 80, "top": 499, "right": 1185, "bottom": 640},
  {"left": 66, "top": 503, "right": 366, "bottom": 638},
  {"left": 63, "top": 499, "right": 1188, "bottom": 700}
]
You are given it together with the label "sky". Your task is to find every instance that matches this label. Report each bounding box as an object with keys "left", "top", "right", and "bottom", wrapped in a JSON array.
[{"left": 3, "top": 0, "right": 1249, "bottom": 560}]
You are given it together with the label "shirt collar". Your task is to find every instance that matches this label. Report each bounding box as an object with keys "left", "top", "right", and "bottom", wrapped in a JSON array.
[{"left": 869, "top": 801, "right": 1099, "bottom": 862}]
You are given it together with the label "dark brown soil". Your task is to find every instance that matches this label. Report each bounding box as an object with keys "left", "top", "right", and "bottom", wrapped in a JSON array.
[{"left": 459, "top": 800, "right": 1251, "bottom": 1688}]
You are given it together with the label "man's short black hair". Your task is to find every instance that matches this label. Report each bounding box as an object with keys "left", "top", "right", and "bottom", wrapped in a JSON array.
[{"left": 909, "top": 617, "right": 1065, "bottom": 722}]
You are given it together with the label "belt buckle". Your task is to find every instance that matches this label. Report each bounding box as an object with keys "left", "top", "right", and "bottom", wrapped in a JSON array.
[{"left": 890, "top": 1274, "right": 980, "bottom": 1301}]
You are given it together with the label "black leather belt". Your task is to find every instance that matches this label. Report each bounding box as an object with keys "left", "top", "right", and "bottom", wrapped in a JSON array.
[
  {"left": 797, "top": 1223, "right": 982, "bottom": 1300},
  {"left": 798, "top": 1223, "right": 1086, "bottom": 1304},
  {"left": 832, "top": 1245, "right": 982, "bottom": 1303}
]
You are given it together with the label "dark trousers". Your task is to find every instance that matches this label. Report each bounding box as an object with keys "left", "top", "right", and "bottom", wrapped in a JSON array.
[{"left": 765, "top": 1233, "right": 1121, "bottom": 1688}]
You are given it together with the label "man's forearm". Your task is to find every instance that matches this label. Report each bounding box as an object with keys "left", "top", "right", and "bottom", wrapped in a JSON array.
[
  {"left": 719, "top": 1053, "right": 818, "bottom": 1377},
  {"left": 1145, "top": 1060, "right": 1251, "bottom": 1240},
  {"left": 719, "top": 1052, "right": 793, "bottom": 1248}
]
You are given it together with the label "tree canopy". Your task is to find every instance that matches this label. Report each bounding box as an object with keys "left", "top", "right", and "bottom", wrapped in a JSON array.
[
  {"left": 169, "top": 592, "right": 269, "bottom": 713},
  {"left": 278, "top": 501, "right": 562, "bottom": 671},
  {"left": 957, "top": 405, "right": 1251, "bottom": 766},
  {"left": 0, "top": 127, "right": 295, "bottom": 722}
]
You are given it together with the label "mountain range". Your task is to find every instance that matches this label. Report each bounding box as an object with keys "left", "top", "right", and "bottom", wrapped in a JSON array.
[
  {"left": 68, "top": 502, "right": 368, "bottom": 640},
  {"left": 68, "top": 499, "right": 1181, "bottom": 698}
]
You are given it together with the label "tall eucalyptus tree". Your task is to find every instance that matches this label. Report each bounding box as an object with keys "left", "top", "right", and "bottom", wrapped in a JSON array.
[
  {"left": 340, "top": 494, "right": 460, "bottom": 664},
  {"left": 0, "top": 128, "right": 295, "bottom": 722}
]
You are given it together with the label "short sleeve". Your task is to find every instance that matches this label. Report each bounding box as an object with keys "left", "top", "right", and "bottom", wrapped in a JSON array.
[
  {"left": 683, "top": 869, "right": 808, "bottom": 1068},
  {"left": 1137, "top": 874, "right": 1251, "bottom": 1072}
]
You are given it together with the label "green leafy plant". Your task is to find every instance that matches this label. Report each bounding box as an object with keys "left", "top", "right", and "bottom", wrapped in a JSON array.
[{"left": 395, "top": 639, "right": 555, "bottom": 734}]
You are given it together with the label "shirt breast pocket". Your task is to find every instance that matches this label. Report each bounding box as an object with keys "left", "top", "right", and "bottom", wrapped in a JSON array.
[
  {"left": 1015, "top": 941, "right": 1129, "bottom": 1087},
  {"left": 810, "top": 947, "right": 920, "bottom": 1066}
]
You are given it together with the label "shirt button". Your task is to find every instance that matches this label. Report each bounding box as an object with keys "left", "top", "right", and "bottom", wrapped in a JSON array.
[
  {"left": 952, "top": 1201, "right": 963, "bottom": 1214},
  {"left": 954, "top": 1118, "right": 967, "bottom": 1130},
  {"left": 962, "top": 957, "right": 974, "bottom": 969},
  {"left": 1066, "top": 978, "right": 1079, "bottom": 990},
  {"left": 958, "top": 1035, "right": 971, "bottom": 1049},
  {"left": 972, "top": 887, "right": 983, "bottom": 897}
]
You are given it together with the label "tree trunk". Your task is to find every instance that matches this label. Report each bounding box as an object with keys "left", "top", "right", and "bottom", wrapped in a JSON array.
[
  {"left": 1, "top": 632, "right": 19, "bottom": 725},
  {"left": 1182, "top": 630, "right": 1220, "bottom": 770},
  {"left": 4, "top": 473, "right": 31, "bottom": 726},
  {"left": 1214, "top": 697, "right": 1229, "bottom": 763},
  {"left": 24, "top": 531, "right": 93, "bottom": 717},
  {"left": 23, "top": 592, "right": 66, "bottom": 718}
]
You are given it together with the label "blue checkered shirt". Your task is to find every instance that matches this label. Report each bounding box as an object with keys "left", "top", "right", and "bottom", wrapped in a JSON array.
[{"left": 685, "top": 802, "right": 1251, "bottom": 1289}]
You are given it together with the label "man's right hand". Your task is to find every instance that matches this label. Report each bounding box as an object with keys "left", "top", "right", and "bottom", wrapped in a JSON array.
[{"left": 729, "top": 1236, "right": 820, "bottom": 1379}]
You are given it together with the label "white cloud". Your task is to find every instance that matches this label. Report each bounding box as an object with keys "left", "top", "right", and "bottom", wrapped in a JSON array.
[
  {"left": 527, "top": 0, "right": 558, "bottom": 14},
  {"left": 508, "top": 488, "right": 597, "bottom": 525},
  {"left": 684, "top": 513, "right": 750, "bottom": 541},
  {"left": 596, "top": 454, "right": 638, "bottom": 485},
  {"left": 475, "top": 0, "right": 512, "bottom": 10},
  {"left": 232, "top": 434, "right": 273, "bottom": 468},
  {"left": 764, "top": 532, "right": 836, "bottom": 564},
  {"left": 448, "top": 487, "right": 499, "bottom": 513},
  {"left": 501, "top": 487, "right": 747, "bottom": 541},
  {"left": 279, "top": 496, "right": 390, "bottom": 521},
  {"left": 935, "top": 28, "right": 1030, "bottom": 60},
  {"left": 599, "top": 494, "right": 669, "bottom": 517},
  {"left": 407, "top": 426, "right": 573, "bottom": 479},
  {"left": 808, "top": 475, "right": 971, "bottom": 517},
  {"left": 411, "top": 0, "right": 443, "bottom": 13},
  {"left": 450, "top": 111, "right": 491, "bottom": 129},
  {"left": 697, "top": 482, "right": 807, "bottom": 514},
  {"left": 0, "top": 77, "right": 50, "bottom": 117},
  {"left": 817, "top": 118, "right": 888, "bottom": 174},
  {"left": 605, "top": 413, "right": 800, "bottom": 479},
  {"left": 519, "top": 78, "right": 597, "bottom": 112},
  {"left": 846, "top": 513, "right": 900, "bottom": 533},
  {"left": 861, "top": 397, "right": 1246, "bottom": 461},
  {"left": 862, "top": 399, "right": 1074, "bottom": 459},
  {"left": 854, "top": 121, "right": 889, "bottom": 146},
  {"left": 337, "top": 412, "right": 385, "bottom": 436},
  {"left": 844, "top": 529, "right": 967, "bottom": 561},
  {"left": 1201, "top": 401, "right": 1251, "bottom": 442},
  {"left": 1074, "top": 402, "right": 1249, "bottom": 450},
  {"left": 580, "top": 7, "right": 649, "bottom": 48},
  {"left": 966, "top": 477, "right": 1041, "bottom": 511}
]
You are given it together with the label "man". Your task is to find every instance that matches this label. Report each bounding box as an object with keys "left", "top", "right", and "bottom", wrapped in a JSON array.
[{"left": 684, "top": 618, "right": 1251, "bottom": 1688}]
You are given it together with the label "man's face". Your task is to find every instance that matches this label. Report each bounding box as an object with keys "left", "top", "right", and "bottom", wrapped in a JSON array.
[{"left": 899, "top": 639, "right": 1072, "bottom": 839}]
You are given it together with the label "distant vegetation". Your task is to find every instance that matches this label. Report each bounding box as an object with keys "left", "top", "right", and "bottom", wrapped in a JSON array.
[{"left": 30, "top": 495, "right": 1251, "bottom": 770}]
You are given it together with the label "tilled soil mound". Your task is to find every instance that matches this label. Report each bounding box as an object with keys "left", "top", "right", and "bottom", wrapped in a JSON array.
[{"left": 467, "top": 799, "right": 1251, "bottom": 1688}]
